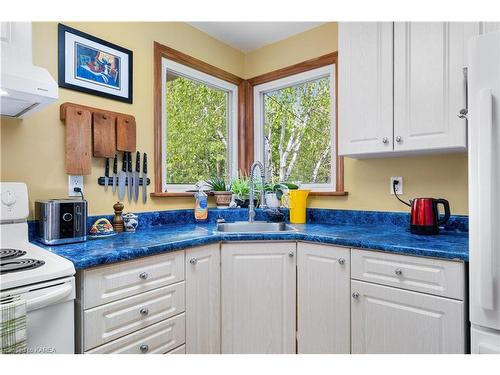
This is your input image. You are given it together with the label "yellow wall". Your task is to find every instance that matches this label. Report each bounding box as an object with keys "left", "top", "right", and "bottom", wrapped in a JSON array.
[
  {"left": 244, "top": 22, "right": 468, "bottom": 215},
  {"left": 0, "top": 22, "right": 469, "bottom": 217},
  {"left": 0, "top": 22, "right": 245, "bottom": 217},
  {"left": 243, "top": 23, "right": 338, "bottom": 78}
]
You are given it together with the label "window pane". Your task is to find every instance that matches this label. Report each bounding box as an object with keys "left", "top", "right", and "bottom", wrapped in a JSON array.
[
  {"left": 166, "top": 72, "right": 229, "bottom": 184},
  {"left": 263, "top": 76, "right": 332, "bottom": 184}
]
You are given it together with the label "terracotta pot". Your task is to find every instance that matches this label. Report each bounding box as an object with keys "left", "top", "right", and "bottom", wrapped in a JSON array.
[{"left": 213, "top": 191, "right": 232, "bottom": 208}]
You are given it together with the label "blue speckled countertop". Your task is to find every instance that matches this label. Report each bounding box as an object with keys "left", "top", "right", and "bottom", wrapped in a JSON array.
[{"left": 32, "top": 208, "right": 469, "bottom": 270}]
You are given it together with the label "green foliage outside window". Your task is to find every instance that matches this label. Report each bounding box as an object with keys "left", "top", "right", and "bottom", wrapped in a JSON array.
[
  {"left": 264, "top": 76, "right": 332, "bottom": 184},
  {"left": 166, "top": 74, "right": 229, "bottom": 184}
]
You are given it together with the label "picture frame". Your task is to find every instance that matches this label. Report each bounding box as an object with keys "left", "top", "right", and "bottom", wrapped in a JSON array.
[{"left": 58, "top": 23, "right": 133, "bottom": 103}]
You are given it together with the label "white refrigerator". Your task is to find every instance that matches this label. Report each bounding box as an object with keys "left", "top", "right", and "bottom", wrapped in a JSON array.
[{"left": 468, "top": 30, "right": 500, "bottom": 354}]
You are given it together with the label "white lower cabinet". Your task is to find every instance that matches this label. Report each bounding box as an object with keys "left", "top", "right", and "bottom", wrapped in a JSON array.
[
  {"left": 351, "top": 280, "right": 465, "bottom": 354},
  {"left": 297, "top": 243, "right": 350, "bottom": 353},
  {"left": 185, "top": 244, "right": 221, "bottom": 354},
  {"left": 221, "top": 242, "right": 296, "bottom": 354},
  {"left": 77, "top": 243, "right": 467, "bottom": 354},
  {"left": 86, "top": 313, "right": 185, "bottom": 354}
]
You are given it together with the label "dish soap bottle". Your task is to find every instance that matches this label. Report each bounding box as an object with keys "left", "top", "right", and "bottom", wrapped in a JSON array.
[{"left": 194, "top": 182, "right": 208, "bottom": 222}]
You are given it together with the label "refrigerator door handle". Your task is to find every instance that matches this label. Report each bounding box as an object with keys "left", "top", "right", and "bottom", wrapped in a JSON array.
[{"left": 478, "top": 88, "right": 495, "bottom": 311}]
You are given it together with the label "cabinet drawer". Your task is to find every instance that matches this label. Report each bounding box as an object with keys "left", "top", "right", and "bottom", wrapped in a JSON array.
[
  {"left": 351, "top": 249, "right": 464, "bottom": 300},
  {"left": 83, "top": 251, "right": 184, "bottom": 309},
  {"left": 86, "top": 313, "right": 185, "bottom": 354},
  {"left": 166, "top": 344, "right": 186, "bottom": 354},
  {"left": 84, "top": 281, "right": 185, "bottom": 350}
]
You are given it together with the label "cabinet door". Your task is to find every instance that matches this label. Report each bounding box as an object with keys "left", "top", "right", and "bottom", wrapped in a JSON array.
[
  {"left": 221, "top": 242, "right": 296, "bottom": 354},
  {"left": 297, "top": 243, "right": 350, "bottom": 353},
  {"left": 185, "top": 244, "right": 220, "bottom": 354},
  {"left": 394, "top": 22, "right": 479, "bottom": 153},
  {"left": 481, "top": 22, "right": 500, "bottom": 34},
  {"left": 338, "top": 22, "right": 394, "bottom": 157},
  {"left": 351, "top": 280, "right": 465, "bottom": 354}
]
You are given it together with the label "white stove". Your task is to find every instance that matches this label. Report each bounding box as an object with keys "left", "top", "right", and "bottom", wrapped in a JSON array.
[{"left": 1, "top": 182, "right": 76, "bottom": 353}]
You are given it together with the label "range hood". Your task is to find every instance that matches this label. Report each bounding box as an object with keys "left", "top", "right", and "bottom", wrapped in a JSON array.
[{"left": 1, "top": 22, "right": 58, "bottom": 119}]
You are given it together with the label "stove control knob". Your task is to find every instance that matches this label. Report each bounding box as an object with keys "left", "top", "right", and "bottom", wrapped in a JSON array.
[
  {"left": 1, "top": 189, "right": 16, "bottom": 207},
  {"left": 62, "top": 213, "right": 73, "bottom": 222}
]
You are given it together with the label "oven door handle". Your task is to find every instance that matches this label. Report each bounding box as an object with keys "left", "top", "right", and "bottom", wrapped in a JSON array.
[{"left": 26, "top": 283, "right": 73, "bottom": 312}]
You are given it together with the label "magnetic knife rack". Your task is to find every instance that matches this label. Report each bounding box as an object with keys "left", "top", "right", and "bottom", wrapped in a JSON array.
[{"left": 97, "top": 177, "right": 151, "bottom": 186}]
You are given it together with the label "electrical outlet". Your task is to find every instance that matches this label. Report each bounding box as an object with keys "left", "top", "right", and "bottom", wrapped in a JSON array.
[
  {"left": 390, "top": 177, "right": 403, "bottom": 195},
  {"left": 68, "top": 175, "right": 84, "bottom": 197}
]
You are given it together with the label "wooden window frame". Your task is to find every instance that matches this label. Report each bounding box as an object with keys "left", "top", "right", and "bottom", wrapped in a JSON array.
[
  {"left": 246, "top": 52, "right": 345, "bottom": 196},
  {"left": 153, "top": 43, "right": 345, "bottom": 197},
  {"left": 153, "top": 42, "right": 244, "bottom": 197}
]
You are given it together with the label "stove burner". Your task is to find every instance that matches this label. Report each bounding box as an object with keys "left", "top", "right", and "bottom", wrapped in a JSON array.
[
  {"left": 0, "top": 258, "right": 45, "bottom": 274},
  {"left": 0, "top": 248, "right": 27, "bottom": 260}
]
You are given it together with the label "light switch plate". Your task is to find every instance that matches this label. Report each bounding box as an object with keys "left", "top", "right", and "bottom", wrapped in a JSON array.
[
  {"left": 68, "top": 175, "right": 84, "bottom": 197},
  {"left": 390, "top": 177, "right": 403, "bottom": 195}
]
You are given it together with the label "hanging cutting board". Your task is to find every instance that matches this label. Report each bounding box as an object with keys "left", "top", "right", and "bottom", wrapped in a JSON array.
[
  {"left": 65, "top": 106, "right": 92, "bottom": 175},
  {"left": 116, "top": 115, "right": 136, "bottom": 152},
  {"left": 93, "top": 111, "right": 116, "bottom": 158}
]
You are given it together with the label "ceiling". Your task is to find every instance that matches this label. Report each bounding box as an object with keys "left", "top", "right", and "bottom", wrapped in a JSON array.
[{"left": 189, "top": 22, "right": 325, "bottom": 53}]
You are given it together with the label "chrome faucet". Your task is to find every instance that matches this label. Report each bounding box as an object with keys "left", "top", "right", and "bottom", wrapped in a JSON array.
[{"left": 248, "top": 161, "right": 266, "bottom": 223}]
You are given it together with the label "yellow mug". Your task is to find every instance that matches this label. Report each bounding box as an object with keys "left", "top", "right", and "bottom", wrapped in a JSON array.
[{"left": 289, "top": 189, "right": 310, "bottom": 224}]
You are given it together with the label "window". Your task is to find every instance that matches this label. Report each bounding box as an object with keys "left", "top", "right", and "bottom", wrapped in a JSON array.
[
  {"left": 160, "top": 57, "right": 238, "bottom": 192},
  {"left": 253, "top": 65, "right": 337, "bottom": 191}
]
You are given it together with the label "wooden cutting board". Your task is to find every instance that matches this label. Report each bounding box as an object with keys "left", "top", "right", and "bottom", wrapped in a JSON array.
[
  {"left": 93, "top": 111, "right": 116, "bottom": 157},
  {"left": 116, "top": 115, "right": 136, "bottom": 152},
  {"left": 65, "top": 106, "right": 92, "bottom": 175}
]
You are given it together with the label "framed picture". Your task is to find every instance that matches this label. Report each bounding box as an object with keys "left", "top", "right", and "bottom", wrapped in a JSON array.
[{"left": 58, "top": 24, "right": 133, "bottom": 103}]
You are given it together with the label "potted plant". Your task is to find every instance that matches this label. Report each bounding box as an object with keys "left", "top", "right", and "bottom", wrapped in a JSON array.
[
  {"left": 231, "top": 174, "right": 259, "bottom": 208},
  {"left": 205, "top": 176, "right": 232, "bottom": 209},
  {"left": 264, "top": 182, "right": 299, "bottom": 208}
]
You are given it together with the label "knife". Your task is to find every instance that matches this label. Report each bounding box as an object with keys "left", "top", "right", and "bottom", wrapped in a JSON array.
[
  {"left": 142, "top": 153, "right": 147, "bottom": 204},
  {"left": 127, "top": 151, "right": 133, "bottom": 203},
  {"left": 112, "top": 154, "right": 118, "bottom": 194},
  {"left": 104, "top": 158, "right": 110, "bottom": 192},
  {"left": 118, "top": 152, "right": 127, "bottom": 201},
  {"left": 134, "top": 151, "right": 140, "bottom": 202}
]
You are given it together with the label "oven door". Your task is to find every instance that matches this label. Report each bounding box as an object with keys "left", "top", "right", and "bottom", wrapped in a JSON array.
[{"left": 2, "top": 277, "right": 75, "bottom": 354}]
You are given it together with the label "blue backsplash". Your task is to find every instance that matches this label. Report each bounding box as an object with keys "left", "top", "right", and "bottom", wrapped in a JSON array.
[{"left": 28, "top": 207, "right": 468, "bottom": 241}]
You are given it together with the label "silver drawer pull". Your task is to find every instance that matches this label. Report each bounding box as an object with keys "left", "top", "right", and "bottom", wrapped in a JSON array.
[
  {"left": 352, "top": 292, "right": 360, "bottom": 299},
  {"left": 139, "top": 272, "right": 149, "bottom": 280},
  {"left": 140, "top": 344, "right": 149, "bottom": 353},
  {"left": 382, "top": 137, "right": 389, "bottom": 144},
  {"left": 189, "top": 258, "right": 198, "bottom": 265},
  {"left": 288, "top": 251, "right": 294, "bottom": 258},
  {"left": 395, "top": 268, "right": 403, "bottom": 276},
  {"left": 395, "top": 136, "right": 402, "bottom": 143},
  {"left": 338, "top": 258, "right": 346, "bottom": 265},
  {"left": 140, "top": 307, "right": 149, "bottom": 316}
]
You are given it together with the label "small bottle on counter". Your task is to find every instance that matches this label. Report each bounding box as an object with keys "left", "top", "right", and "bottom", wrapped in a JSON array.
[{"left": 194, "top": 182, "right": 208, "bottom": 222}]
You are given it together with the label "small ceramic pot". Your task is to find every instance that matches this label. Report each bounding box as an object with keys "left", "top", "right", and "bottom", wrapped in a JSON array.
[
  {"left": 213, "top": 191, "right": 232, "bottom": 209},
  {"left": 123, "top": 212, "right": 139, "bottom": 232},
  {"left": 265, "top": 192, "right": 281, "bottom": 208}
]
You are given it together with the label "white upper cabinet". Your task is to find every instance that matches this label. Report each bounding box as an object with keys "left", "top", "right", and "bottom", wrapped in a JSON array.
[
  {"left": 338, "top": 22, "right": 394, "bottom": 156},
  {"left": 339, "top": 22, "right": 480, "bottom": 157},
  {"left": 393, "top": 22, "right": 479, "bottom": 153},
  {"left": 221, "top": 242, "right": 296, "bottom": 354}
]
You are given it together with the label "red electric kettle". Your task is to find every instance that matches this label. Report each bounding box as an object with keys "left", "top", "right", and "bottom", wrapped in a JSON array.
[
  {"left": 409, "top": 198, "right": 450, "bottom": 235},
  {"left": 394, "top": 188, "right": 451, "bottom": 234}
]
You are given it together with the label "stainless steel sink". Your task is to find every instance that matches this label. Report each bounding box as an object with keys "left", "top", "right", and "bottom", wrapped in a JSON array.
[{"left": 215, "top": 221, "right": 296, "bottom": 233}]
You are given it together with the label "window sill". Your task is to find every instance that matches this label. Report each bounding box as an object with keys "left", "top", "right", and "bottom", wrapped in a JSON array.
[
  {"left": 150, "top": 191, "right": 348, "bottom": 198},
  {"left": 309, "top": 191, "right": 348, "bottom": 196}
]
